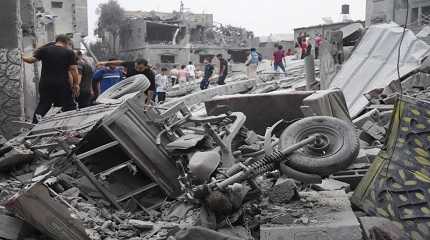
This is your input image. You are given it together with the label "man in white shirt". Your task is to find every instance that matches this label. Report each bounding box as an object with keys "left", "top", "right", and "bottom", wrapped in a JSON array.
[
  {"left": 155, "top": 68, "right": 169, "bottom": 103},
  {"left": 186, "top": 61, "right": 196, "bottom": 82}
]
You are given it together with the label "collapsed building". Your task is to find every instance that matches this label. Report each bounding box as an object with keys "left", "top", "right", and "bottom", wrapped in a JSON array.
[
  {"left": 3, "top": 1, "right": 430, "bottom": 240},
  {"left": 109, "top": 10, "right": 257, "bottom": 67}
]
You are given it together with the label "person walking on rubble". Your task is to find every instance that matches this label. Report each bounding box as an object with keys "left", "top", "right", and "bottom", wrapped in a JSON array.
[
  {"left": 315, "top": 34, "right": 322, "bottom": 59},
  {"left": 245, "top": 48, "right": 260, "bottom": 79},
  {"left": 200, "top": 58, "right": 214, "bottom": 90},
  {"left": 97, "top": 58, "right": 157, "bottom": 104},
  {"left": 216, "top": 54, "right": 228, "bottom": 85},
  {"left": 75, "top": 50, "right": 94, "bottom": 108},
  {"left": 178, "top": 65, "right": 188, "bottom": 87},
  {"left": 22, "top": 34, "right": 80, "bottom": 123},
  {"left": 272, "top": 45, "right": 288, "bottom": 77},
  {"left": 186, "top": 61, "right": 196, "bottom": 83},
  {"left": 170, "top": 65, "right": 179, "bottom": 86},
  {"left": 92, "top": 58, "right": 124, "bottom": 95},
  {"left": 155, "top": 68, "right": 169, "bottom": 104}
]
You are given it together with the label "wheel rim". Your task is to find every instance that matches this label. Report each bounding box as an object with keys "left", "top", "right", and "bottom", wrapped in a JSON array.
[{"left": 292, "top": 126, "right": 344, "bottom": 158}]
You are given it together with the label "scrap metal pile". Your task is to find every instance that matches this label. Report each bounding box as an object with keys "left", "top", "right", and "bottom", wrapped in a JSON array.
[
  {"left": 0, "top": 87, "right": 361, "bottom": 240},
  {"left": 2, "top": 23, "right": 430, "bottom": 240}
]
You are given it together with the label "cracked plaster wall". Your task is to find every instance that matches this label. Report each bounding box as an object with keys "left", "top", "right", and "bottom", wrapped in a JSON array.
[{"left": 0, "top": 0, "right": 25, "bottom": 139}]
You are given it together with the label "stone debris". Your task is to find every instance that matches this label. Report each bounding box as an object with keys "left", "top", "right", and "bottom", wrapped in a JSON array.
[
  {"left": 2, "top": 2, "right": 430, "bottom": 240},
  {"left": 267, "top": 178, "right": 298, "bottom": 204}
]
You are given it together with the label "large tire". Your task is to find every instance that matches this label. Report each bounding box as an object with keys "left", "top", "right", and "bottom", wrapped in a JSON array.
[
  {"left": 96, "top": 74, "right": 150, "bottom": 103},
  {"left": 279, "top": 116, "right": 359, "bottom": 176}
]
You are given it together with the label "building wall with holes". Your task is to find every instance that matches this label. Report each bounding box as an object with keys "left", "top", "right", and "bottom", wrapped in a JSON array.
[{"left": 366, "top": 0, "right": 430, "bottom": 28}]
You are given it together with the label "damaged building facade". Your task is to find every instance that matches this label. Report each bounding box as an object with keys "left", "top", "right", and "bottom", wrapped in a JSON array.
[
  {"left": 0, "top": 0, "right": 88, "bottom": 139},
  {"left": 366, "top": 0, "right": 430, "bottom": 34},
  {"left": 114, "top": 10, "right": 257, "bottom": 66}
]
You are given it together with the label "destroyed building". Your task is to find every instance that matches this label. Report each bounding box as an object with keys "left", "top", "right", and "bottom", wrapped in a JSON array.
[
  {"left": 4, "top": 0, "right": 430, "bottom": 240},
  {"left": 109, "top": 10, "right": 257, "bottom": 66},
  {"left": 257, "top": 34, "right": 295, "bottom": 60}
]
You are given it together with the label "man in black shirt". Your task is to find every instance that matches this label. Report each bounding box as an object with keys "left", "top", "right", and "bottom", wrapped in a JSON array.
[
  {"left": 216, "top": 54, "right": 228, "bottom": 85},
  {"left": 23, "top": 35, "right": 79, "bottom": 123}
]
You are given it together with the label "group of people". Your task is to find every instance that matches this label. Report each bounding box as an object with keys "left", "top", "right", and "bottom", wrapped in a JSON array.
[
  {"left": 22, "top": 34, "right": 164, "bottom": 124},
  {"left": 22, "top": 34, "right": 271, "bottom": 124},
  {"left": 296, "top": 32, "right": 322, "bottom": 60}
]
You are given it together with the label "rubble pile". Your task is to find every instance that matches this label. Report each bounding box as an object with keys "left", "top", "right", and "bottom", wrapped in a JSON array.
[{"left": 3, "top": 22, "right": 430, "bottom": 240}]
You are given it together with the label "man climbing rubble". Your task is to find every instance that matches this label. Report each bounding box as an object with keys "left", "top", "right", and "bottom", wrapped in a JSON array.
[
  {"left": 216, "top": 54, "right": 228, "bottom": 85},
  {"left": 22, "top": 34, "right": 80, "bottom": 123},
  {"left": 200, "top": 58, "right": 214, "bottom": 90},
  {"left": 245, "top": 48, "right": 261, "bottom": 79},
  {"left": 272, "top": 45, "right": 288, "bottom": 77}
]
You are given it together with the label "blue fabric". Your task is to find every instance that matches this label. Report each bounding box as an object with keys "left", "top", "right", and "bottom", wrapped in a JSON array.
[
  {"left": 93, "top": 67, "right": 124, "bottom": 93},
  {"left": 250, "top": 51, "right": 259, "bottom": 64}
]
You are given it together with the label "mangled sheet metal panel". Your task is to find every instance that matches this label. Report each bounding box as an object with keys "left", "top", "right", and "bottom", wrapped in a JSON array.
[
  {"left": 99, "top": 92, "right": 182, "bottom": 197},
  {"left": 74, "top": 91, "right": 182, "bottom": 211},
  {"left": 5, "top": 183, "right": 90, "bottom": 240},
  {"left": 352, "top": 96, "right": 430, "bottom": 240},
  {"left": 30, "top": 104, "right": 120, "bottom": 134},
  {"left": 329, "top": 23, "right": 430, "bottom": 118}
]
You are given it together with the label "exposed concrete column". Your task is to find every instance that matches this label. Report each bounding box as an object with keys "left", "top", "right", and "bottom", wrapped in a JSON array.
[
  {"left": 305, "top": 54, "right": 316, "bottom": 90},
  {"left": 0, "top": 0, "right": 24, "bottom": 138},
  {"left": 418, "top": 7, "right": 423, "bottom": 25}
]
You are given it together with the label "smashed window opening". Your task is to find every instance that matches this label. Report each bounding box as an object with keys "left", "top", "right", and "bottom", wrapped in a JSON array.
[
  {"left": 145, "top": 22, "right": 180, "bottom": 44},
  {"left": 160, "top": 55, "right": 175, "bottom": 64},
  {"left": 51, "top": 1, "right": 63, "bottom": 8},
  {"left": 190, "top": 26, "right": 206, "bottom": 43},
  {"left": 228, "top": 49, "right": 249, "bottom": 63}
]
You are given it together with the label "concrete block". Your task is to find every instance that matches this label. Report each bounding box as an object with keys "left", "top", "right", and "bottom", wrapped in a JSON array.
[
  {"left": 268, "top": 178, "right": 297, "bottom": 204},
  {"left": 128, "top": 220, "right": 154, "bottom": 230},
  {"left": 312, "top": 179, "right": 351, "bottom": 192},
  {"left": 261, "top": 190, "right": 362, "bottom": 240},
  {"left": 358, "top": 217, "right": 406, "bottom": 240},
  {"left": 360, "top": 120, "right": 386, "bottom": 141}
]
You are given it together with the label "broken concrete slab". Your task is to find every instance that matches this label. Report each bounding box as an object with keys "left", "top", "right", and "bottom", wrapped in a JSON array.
[
  {"left": 360, "top": 120, "right": 386, "bottom": 142},
  {"left": 261, "top": 190, "right": 362, "bottom": 240},
  {"left": 128, "top": 219, "right": 154, "bottom": 230},
  {"left": 358, "top": 217, "right": 406, "bottom": 240},
  {"left": 300, "top": 89, "right": 351, "bottom": 121},
  {"left": 205, "top": 91, "right": 313, "bottom": 135},
  {"left": 353, "top": 109, "right": 380, "bottom": 129},
  {"left": 329, "top": 23, "right": 430, "bottom": 117},
  {"left": 312, "top": 179, "right": 351, "bottom": 192},
  {"left": 268, "top": 178, "right": 297, "bottom": 204},
  {"left": 0, "top": 147, "right": 33, "bottom": 171},
  {"left": 163, "top": 79, "right": 255, "bottom": 109}
]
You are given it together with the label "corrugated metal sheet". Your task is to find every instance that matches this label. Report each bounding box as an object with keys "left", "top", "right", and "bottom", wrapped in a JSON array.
[
  {"left": 30, "top": 104, "right": 120, "bottom": 134},
  {"left": 329, "top": 23, "right": 430, "bottom": 118}
]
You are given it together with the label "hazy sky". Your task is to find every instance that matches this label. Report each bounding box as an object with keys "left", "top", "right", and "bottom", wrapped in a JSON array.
[{"left": 87, "top": 0, "right": 366, "bottom": 41}]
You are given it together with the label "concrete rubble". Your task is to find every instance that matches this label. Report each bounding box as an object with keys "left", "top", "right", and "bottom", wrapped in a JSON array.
[{"left": 3, "top": 5, "right": 430, "bottom": 240}]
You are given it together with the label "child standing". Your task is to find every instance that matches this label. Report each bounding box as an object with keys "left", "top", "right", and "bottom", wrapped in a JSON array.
[{"left": 155, "top": 68, "right": 169, "bottom": 103}]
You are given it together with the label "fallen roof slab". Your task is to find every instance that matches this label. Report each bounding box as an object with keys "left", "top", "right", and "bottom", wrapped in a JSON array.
[{"left": 329, "top": 22, "right": 430, "bottom": 118}]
